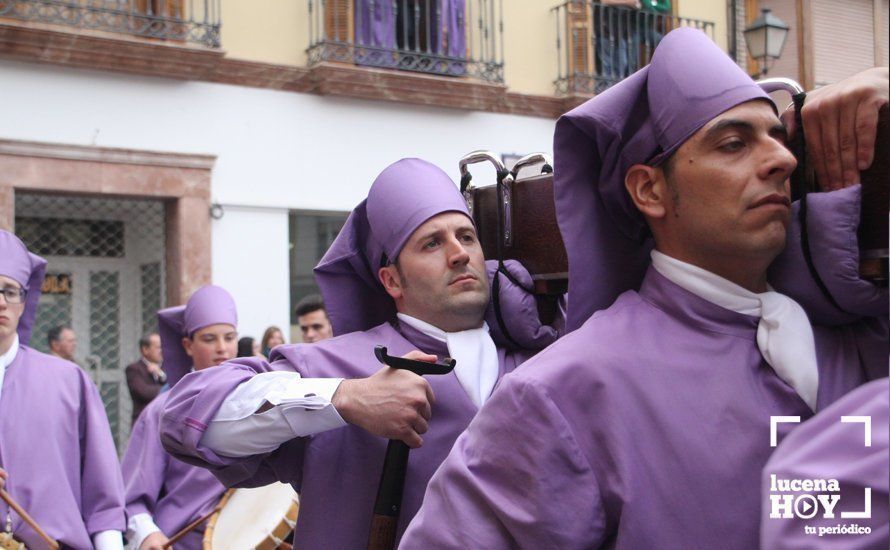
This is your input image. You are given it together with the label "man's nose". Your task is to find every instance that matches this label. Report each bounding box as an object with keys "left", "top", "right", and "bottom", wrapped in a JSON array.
[{"left": 447, "top": 238, "right": 470, "bottom": 267}]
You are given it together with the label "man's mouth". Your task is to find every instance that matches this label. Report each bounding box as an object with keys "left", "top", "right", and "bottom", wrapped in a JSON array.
[
  {"left": 750, "top": 193, "right": 791, "bottom": 209},
  {"left": 450, "top": 274, "right": 477, "bottom": 286}
]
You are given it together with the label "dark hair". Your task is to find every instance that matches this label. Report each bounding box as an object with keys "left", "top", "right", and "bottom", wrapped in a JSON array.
[
  {"left": 237, "top": 336, "right": 256, "bottom": 358},
  {"left": 47, "top": 325, "right": 72, "bottom": 347},
  {"left": 139, "top": 332, "right": 158, "bottom": 350},
  {"left": 295, "top": 294, "right": 326, "bottom": 318}
]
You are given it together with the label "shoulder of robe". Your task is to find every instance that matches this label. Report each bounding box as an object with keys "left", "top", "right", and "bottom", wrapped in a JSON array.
[
  {"left": 18, "top": 345, "right": 90, "bottom": 380},
  {"left": 270, "top": 322, "right": 397, "bottom": 377},
  {"left": 510, "top": 292, "right": 650, "bottom": 385}
]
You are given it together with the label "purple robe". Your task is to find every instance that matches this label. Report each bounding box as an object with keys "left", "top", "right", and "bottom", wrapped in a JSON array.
[
  {"left": 400, "top": 268, "right": 886, "bottom": 549},
  {"left": 761, "top": 378, "right": 889, "bottom": 549},
  {"left": 0, "top": 346, "right": 126, "bottom": 549},
  {"left": 122, "top": 391, "right": 225, "bottom": 550},
  {"left": 161, "top": 320, "right": 534, "bottom": 549}
]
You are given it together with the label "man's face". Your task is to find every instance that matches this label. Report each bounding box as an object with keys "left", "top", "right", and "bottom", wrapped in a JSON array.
[
  {"left": 141, "top": 334, "right": 162, "bottom": 364},
  {"left": 0, "top": 275, "right": 24, "bottom": 350},
  {"left": 53, "top": 328, "right": 77, "bottom": 361},
  {"left": 379, "top": 212, "right": 489, "bottom": 332},
  {"left": 182, "top": 323, "right": 237, "bottom": 371},
  {"left": 298, "top": 309, "right": 333, "bottom": 343},
  {"left": 654, "top": 101, "right": 797, "bottom": 269}
]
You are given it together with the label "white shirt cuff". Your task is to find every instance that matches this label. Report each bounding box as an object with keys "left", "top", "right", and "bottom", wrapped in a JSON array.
[
  {"left": 92, "top": 529, "right": 124, "bottom": 550},
  {"left": 126, "top": 513, "right": 161, "bottom": 550},
  {"left": 202, "top": 372, "right": 346, "bottom": 457}
]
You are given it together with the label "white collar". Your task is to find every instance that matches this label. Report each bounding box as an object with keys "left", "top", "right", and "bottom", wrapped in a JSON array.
[
  {"left": 397, "top": 313, "right": 498, "bottom": 408},
  {"left": 0, "top": 334, "right": 19, "bottom": 372},
  {"left": 650, "top": 250, "right": 819, "bottom": 411}
]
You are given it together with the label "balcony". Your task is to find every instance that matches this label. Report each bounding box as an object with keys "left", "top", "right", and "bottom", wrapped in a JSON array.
[
  {"left": 552, "top": 0, "right": 714, "bottom": 95},
  {"left": 307, "top": 0, "right": 504, "bottom": 84},
  {"left": 0, "top": 0, "right": 221, "bottom": 47}
]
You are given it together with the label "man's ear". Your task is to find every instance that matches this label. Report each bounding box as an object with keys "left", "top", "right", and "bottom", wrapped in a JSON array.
[
  {"left": 625, "top": 164, "right": 668, "bottom": 220},
  {"left": 378, "top": 265, "right": 403, "bottom": 301},
  {"left": 181, "top": 337, "right": 193, "bottom": 358}
]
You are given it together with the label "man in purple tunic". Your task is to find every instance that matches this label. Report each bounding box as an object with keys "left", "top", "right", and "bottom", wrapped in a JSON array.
[
  {"left": 401, "top": 28, "right": 887, "bottom": 549},
  {"left": 0, "top": 230, "right": 126, "bottom": 549},
  {"left": 121, "top": 285, "right": 237, "bottom": 550},
  {"left": 159, "top": 158, "right": 558, "bottom": 548}
]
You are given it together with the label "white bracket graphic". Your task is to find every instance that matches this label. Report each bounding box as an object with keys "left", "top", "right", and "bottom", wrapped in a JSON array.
[
  {"left": 841, "top": 415, "right": 872, "bottom": 447},
  {"left": 770, "top": 416, "right": 801, "bottom": 447}
]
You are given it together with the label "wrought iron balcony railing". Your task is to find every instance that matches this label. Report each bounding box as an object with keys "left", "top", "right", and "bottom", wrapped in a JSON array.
[
  {"left": 552, "top": 0, "right": 714, "bottom": 95},
  {"left": 0, "top": 0, "right": 221, "bottom": 48},
  {"left": 307, "top": 0, "right": 504, "bottom": 84}
]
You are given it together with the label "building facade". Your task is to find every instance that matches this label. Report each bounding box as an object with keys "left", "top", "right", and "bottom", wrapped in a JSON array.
[{"left": 0, "top": 0, "right": 884, "bottom": 448}]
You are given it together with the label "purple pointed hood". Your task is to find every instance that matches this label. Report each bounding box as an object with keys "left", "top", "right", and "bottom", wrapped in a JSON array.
[
  {"left": 314, "top": 158, "right": 470, "bottom": 335},
  {"left": 157, "top": 285, "right": 238, "bottom": 387},
  {"left": 0, "top": 230, "right": 47, "bottom": 346},
  {"left": 554, "top": 28, "right": 774, "bottom": 331}
]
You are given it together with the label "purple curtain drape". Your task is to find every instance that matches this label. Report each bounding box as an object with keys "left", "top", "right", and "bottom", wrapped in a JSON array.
[{"left": 354, "top": 0, "right": 396, "bottom": 49}]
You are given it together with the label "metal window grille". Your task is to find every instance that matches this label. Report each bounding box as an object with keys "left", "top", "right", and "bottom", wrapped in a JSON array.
[
  {"left": 552, "top": 0, "right": 715, "bottom": 95},
  {"left": 0, "top": 0, "right": 221, "bottom": 48},
  {"left": 14, "top": 192, "right": 166, "bottom": 452},
  {"left": 307, "top": 0, "right": 505, "bottom": 83}
]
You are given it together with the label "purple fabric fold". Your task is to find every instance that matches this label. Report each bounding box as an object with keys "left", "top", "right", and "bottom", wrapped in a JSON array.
[
  {"left": 769, "top": 184, "right": 889, "bottom": 325},
  {"left": 0, "top": 230, "right": 47, "bottom": 346}
]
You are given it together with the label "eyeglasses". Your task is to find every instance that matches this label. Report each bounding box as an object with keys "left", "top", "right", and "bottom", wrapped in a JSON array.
[{"left": 0, "top": 287, "right": 26, "bottom": 305}]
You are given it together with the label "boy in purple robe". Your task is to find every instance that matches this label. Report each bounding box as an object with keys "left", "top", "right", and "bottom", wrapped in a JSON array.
[
  {"left": 401, "top": 29, "right": 887, "bottom": 549},
  {"left": 121, "top": 285, "right": 236, "bottom": 550},
  {"left": 159, "top": 158, "right": 558, "bottom": 548},
  {"left": 0, "top": 230, "right": 126, "bottom": 549}
]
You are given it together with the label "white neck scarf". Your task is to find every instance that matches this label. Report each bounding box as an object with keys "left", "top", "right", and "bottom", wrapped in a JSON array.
[
  {"left": 397, "top": 313, "right": 499, "bottom": 409},
  {"left": 651, "top": 251, "right": 819, "bottom": 411},
  {"left": 0, "top": 334, "right": 20, "bottom": 404}
]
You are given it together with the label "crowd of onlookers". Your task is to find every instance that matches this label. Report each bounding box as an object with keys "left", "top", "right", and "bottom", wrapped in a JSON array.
[{"left": 45, "top": 293, "right": 334, "bottom": 427}]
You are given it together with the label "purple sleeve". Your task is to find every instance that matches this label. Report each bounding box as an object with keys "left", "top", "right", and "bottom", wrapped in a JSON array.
[
  {"left": 159, "top": 355, "right": 309, "bottom": 489},
  {"left": 770, "top": 185, "right": 888, "bottom": 325},
  {"left": 761, "top": 379, "right": 889, "bottom": 549},
  {"left": 485, "top": 259, "right": 561, "bottom": 350},
  {"left": 121, "top": 402, "right": 167, "bottom": 519},
  {"left": 78, "top": 370, "right": 127, "bottom": 534},
  {"left": 401, "top": 375, "right": 606, "bottom": 548}
]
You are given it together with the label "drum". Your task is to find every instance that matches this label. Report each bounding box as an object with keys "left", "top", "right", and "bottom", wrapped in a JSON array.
[
  {"left": 0, "top": 533, "right": 25, "bottom": 550},
  {"left": 202, "top": 483, "right": 299, "bottom": 550}
]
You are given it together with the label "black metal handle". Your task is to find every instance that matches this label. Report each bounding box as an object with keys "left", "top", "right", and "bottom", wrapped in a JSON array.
[{"left": 374, "top": 345, "right": 455, "bottom": 376}]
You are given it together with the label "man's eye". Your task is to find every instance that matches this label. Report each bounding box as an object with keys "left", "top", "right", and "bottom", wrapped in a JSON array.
[
  {"left": 719, "top": 138, "right": 745, "bottom": 152},
  {"left": 424, "top": 239, "right": 440, "bottom": 249},
  {"left": 461, "top": 234, "right": 476, "bottom": 243}
]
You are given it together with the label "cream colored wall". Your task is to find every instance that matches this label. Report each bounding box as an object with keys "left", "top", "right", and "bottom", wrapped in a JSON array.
[
  {"left": 677, "top": 0, "right": 729, "bottom": 51},
  {"left": 216, "top": 1, "right": 730, "bottom": 95},
  {"left": 220, "top": 0, "right": 308, "bottom": 66},
  {"left": 502, "top": 0, "right": 560, "bottom": 96}
]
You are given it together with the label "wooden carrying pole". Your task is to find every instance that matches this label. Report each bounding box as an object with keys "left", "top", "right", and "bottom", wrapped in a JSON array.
[
  {"left": 161, "top": 501, "right": 224, "bottom": 550},
  {"left": 0, "top": 488, "right": 59, "bottom": 550}
]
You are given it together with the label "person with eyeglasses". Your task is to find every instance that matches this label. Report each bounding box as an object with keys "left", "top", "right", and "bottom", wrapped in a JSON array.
[{"left": 0, "top": 229, "right": 126, "bottom": 549}]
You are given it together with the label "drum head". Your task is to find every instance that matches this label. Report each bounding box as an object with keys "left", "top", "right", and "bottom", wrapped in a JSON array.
[{"left": 205, "top": 482, "right": 298, "bottom": 550}]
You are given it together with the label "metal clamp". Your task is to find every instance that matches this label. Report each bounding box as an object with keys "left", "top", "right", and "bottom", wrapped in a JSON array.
[
  {"left": 457, "top": 150, "right": 515, "bottom": 247},
  {"left": 509, "top": 152, "right": 553, "bottom": 179},
  {"left": 756, "top": 77, "right": 804, "bottom": 96}
]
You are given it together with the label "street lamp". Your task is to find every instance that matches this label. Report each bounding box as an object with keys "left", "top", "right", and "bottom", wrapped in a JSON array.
[{"left": 744, "top": 8, "right": 790, "bottom": 78}]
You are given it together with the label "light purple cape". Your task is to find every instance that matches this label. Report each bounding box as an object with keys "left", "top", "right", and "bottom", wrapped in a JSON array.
[
  {"left": 0, "top": 230, "right": 47, "bottom": 346},
  {"left": 158, "top": 285, "right": 238, "bottom": 387},
  {"left": 554, "top": 28, "right": 772, "bottom": 330},
  {"left": 761, "top": 378, "right": 889, "bottom": 549},
  {"left": 314, "top": 158, "right": 470, "bottom": 336}
]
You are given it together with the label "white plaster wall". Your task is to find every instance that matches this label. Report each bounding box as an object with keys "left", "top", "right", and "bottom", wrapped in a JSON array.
[
  {"left": 210, "top": 205, "right": 290, "bottom": 341},
  {"left": 0, "top": 60, "right": 556, "bottom": 336}
]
